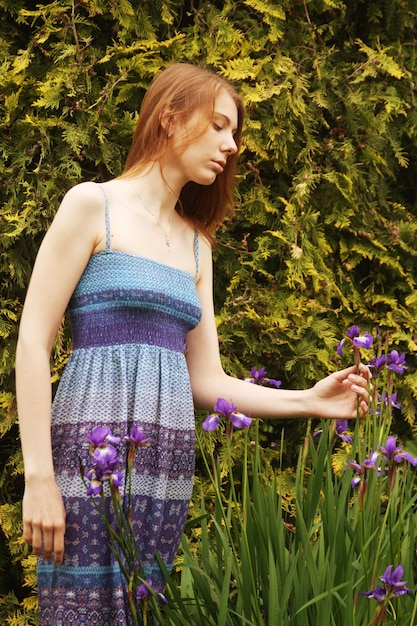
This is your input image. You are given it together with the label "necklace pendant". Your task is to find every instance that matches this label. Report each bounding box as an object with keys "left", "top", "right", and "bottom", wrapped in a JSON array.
[{"left": 130, "top": 182, "right": 175, "bottom": 251}]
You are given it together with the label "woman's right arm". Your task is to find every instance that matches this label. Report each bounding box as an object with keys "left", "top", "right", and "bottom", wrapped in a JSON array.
[{"left": 16, "top": 182, "right": 104, "bottom": 564}]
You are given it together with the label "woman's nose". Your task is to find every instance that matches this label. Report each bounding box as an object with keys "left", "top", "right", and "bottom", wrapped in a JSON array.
[{"left": 222, "top": 132, "right": 238, "bottom": 154}]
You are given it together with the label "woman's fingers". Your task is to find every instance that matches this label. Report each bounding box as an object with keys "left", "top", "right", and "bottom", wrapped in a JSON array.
[
  {"left": 41, "top": 521, "right": 55, "bottom": 561},
  {"left": 23, "top": 518, "right": 65, "bottom": 564},
  {"left": 52, "top": 521, "right": 65, "bottom": 564},
  {"left": 347, "top": 363, "right": 372, "bottom": 417},
  {"left": 23, "top": 518, "right": 33, "bottom": 546},
  {"left": 32, "top": 522, "right": 45, "bottom": 557},
  {"left": 22, "top": 482, "right": 66, "bottom": 564}
]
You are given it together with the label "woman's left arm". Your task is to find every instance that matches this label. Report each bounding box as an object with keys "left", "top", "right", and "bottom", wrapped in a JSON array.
[{"left": 185, "top": 239, "right": 370, "bottom": 420}]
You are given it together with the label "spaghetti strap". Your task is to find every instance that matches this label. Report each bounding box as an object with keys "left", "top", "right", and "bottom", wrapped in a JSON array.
[
  {"left": 194, "top": 230, "right": 199, "bottom": 280},
  {"left": 96, "top": 182, "right": 111, "bottom": 250}
]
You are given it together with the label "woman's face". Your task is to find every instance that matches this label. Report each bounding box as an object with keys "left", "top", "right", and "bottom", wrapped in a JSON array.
[{"left": 168, "top": 89, "right": 239, "bottom": 187}]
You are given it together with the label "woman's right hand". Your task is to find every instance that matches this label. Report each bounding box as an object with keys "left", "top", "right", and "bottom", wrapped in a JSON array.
[{"left": 22, "top": 476, "right": 66, "bottom": 565}]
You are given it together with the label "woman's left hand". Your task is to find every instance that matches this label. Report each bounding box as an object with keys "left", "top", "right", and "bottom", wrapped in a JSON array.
[{"left": 309, "top": 362, "right": 371, "bottom": 419}]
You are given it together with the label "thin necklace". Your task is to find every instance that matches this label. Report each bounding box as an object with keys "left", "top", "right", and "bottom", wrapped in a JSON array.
[{"left": 130, "top": 182, "right": 176, "bottom": 251}]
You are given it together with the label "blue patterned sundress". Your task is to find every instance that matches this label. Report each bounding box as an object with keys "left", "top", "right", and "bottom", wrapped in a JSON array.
[{"left": 37, "top": 184, "right": 202, "bottom": 625}]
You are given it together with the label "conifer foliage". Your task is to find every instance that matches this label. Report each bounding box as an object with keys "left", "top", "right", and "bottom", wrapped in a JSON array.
[{"left": 1, "top": 1, "right": 417, "bottom": 622}]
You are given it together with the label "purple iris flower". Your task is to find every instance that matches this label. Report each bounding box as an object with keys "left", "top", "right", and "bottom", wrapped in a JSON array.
[
  {"left": 353, "top": 332, "right": 373, "bottom": 349},
  {"left": 348, "top": 460, "right": 363, "bottom": 475},
  {"left": 245, "top": 367, "right": 282, "bottom": 388},
  {"left": 377, "top": 392, "right": 402, "bottom": 411},
  {"left": 314, "top": 419, "right": 353, "bottom": 443},
  {"left": 377, "top": 435, "right": 417, "bottom": 466},
  {"left": 136, "top": 579, "right": 167, "bottom": 604},
  {"left": 335, "top": 419, "right": 353, "bottom": 443},
  {"left": 202, "top": 413, "right": 221, "bottom": 431},
  {"left": 84, "top": 465, "right": 122, "bottom": 493},
  {"left": 348, "top": 451, "right": 379, "bottom": 488},
  {"left": 125, "top": 425, "right": 150, "bottom": 447},
  {"left": 336, "top": 340, "right": 345, "bottom": 356},
  {"left": 91, "top": 444, "right": 121, "bottom": 471},
  {"left": 387, "top": 350, "right": 407, "bottom": 374},
  {"left": 85, "top": 469, "right": 104, "bottom": 496},
  {"left": 362, "top": 585, "right": 387, "bottom": 601},
  {"left": 348, "top": 450, "right": 379, "bottom": 473},
  {"left": 380, "top": 565, "right": 411, "bottom": 595},
  {"left": 369, "top": 354, "right": 387, "bottom": 375},
  {"left": 363, "top": 451, "right": 380, "bottom": 469},
  {"left": 346, "top": 325, "right": 361, "bottom": 339},
  {"left": 384, "top": 392, "right": 403, "bottom": 409},
  {"left": 337, "top": 325, "right": 373, "bottom": 354},
  {"left": 98, "top": 467, "right": 123, "bottom": 486},
  {"left": 87, "top": 426, "right": 121, "bottom": 447},
  {"left": 363, "top": 564, "right": 411, "bottom": 601},
  {"left": 83, "top": 427, "right": 124, "bottom": 496},
  {"left": 388, "top": 392, "right": 402, "bottom": 409},
  {"left": 202, "top": 398, "right": 252, "bottom": 432}
]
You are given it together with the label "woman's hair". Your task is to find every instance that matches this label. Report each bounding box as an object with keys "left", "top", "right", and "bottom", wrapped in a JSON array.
[{"left": 121, "top": 63, "right": 245, "bottom": 236}]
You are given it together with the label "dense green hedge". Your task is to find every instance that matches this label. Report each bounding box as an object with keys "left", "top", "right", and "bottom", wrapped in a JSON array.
[{"left": 1, "top": 0, "right": 417, "bottom": 622}]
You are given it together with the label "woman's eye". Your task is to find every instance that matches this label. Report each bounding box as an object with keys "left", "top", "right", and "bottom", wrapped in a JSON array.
[{"left": 213, "top": 123, "right": 223, "bottom": 132}]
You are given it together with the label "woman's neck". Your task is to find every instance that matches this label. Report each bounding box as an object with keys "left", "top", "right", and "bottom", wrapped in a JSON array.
[{"left": 126, "top": 162, "right": 184, "bottom": 218}]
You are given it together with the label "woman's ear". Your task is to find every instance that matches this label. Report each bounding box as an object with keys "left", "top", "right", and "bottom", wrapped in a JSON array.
[{"left": 160, "top": 110, "right": 174, "bottom": 138}]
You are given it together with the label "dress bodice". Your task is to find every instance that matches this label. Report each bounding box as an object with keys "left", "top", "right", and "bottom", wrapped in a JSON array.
[{"left": 68, "top": 250, "right": 202, "bottom": 352}]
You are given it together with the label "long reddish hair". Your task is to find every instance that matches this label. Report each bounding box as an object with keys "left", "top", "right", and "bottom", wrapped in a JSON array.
[{"left": 121, "top": 63, "right": 245, "bottom": 236}]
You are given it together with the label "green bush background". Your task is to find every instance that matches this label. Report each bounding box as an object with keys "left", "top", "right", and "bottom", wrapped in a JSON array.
[{"left": 1, "top": 0, "right": 417, "bottom": 623}]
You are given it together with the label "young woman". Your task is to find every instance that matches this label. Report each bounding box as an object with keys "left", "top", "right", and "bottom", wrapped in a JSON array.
[{"left": 16, "top": 63, "right": 370, "bottom": 625}]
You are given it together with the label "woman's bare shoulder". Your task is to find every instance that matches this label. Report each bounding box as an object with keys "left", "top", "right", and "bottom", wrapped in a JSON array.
[
  {"left": 52, "top": 181, "right": 108, "bottom": 233},
  {"left": 198, "top": 231, "right": 213, "bottom": 260},
  {"left": 61, "top": 180, "right": 105, "bottom": 210}
]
